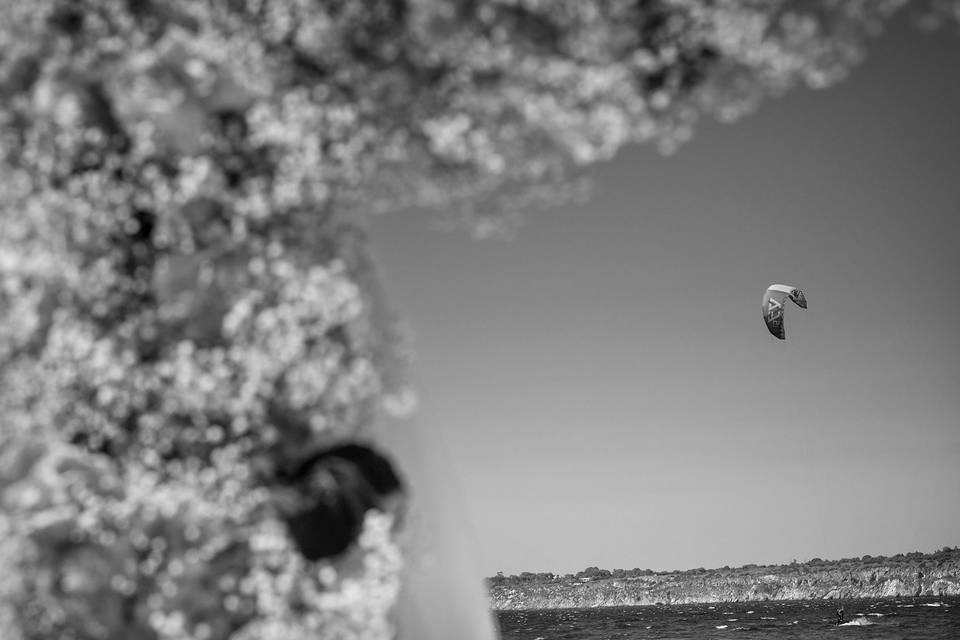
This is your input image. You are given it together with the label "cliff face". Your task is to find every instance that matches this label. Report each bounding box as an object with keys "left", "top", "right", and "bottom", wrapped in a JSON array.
[{"left": 489, "top": 553, "right": 960, "bottom": 610}]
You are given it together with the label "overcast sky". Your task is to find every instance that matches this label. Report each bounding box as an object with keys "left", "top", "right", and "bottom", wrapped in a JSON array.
[{"left": 372, "top": 18, "right": 960, "bottom": 577}]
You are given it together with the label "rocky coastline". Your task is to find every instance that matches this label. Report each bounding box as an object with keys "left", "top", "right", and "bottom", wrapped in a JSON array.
[{"left": 489, "top": 548, "right": 960, "bottom": 610}]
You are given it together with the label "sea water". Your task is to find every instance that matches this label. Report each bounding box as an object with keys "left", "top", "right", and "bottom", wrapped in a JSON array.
[{"left": 496, "top": 596, "right": 959, "bottom": 639}]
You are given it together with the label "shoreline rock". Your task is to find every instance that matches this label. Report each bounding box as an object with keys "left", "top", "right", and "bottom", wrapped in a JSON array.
[{"left": 489, "top": 549, "right": 960, "bottom": 610}]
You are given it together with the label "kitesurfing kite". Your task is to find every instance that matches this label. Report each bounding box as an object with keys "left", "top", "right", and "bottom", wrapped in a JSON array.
[{"left": 762, "top": 284, "right": 807, "bottom": 339}]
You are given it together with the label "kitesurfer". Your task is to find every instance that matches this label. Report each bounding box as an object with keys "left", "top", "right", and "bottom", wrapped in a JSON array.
[{"left": 836, "top": 601, "right": 845, "bottom": 625}]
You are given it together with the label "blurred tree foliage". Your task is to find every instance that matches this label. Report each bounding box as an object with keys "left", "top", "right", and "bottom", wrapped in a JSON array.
[{"left": 0, "top": 1, "right": 956, "bottom": 639}]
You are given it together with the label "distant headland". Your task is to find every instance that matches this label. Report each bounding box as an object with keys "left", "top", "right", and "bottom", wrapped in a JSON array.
[{"left": 488, "top": 547, "right": 960, "bottom": 610}]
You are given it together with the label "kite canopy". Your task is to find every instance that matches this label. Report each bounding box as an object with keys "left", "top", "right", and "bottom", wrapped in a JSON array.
[{"left": 762, "top": 284, "right": 807, "bottom": 339}]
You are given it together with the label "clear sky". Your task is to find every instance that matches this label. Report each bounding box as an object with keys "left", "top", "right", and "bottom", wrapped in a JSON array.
[{"left": 371, "top": 18, "right": 960, "bottom": 577}]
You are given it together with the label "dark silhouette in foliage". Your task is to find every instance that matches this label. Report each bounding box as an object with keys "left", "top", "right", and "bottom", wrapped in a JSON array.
[{"left": 277, "top": 443, "right": 405, "bottom": 560}]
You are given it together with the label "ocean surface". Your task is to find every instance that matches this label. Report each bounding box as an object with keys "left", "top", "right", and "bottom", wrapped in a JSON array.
[{"left": 496, "top": 596, "right": 959, "bottom": 640}]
